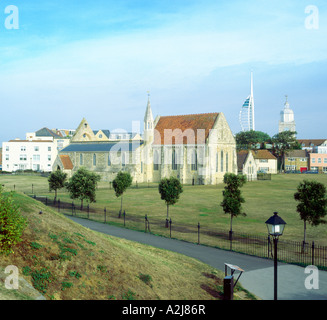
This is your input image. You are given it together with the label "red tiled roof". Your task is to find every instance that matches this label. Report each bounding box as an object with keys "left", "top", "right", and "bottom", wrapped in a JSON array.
[
  {"left": 60, "top": 155, "right": 73, "bottom": 170},
  {"left": 153, "top": 113, "right": 219, "bottom": 145}
]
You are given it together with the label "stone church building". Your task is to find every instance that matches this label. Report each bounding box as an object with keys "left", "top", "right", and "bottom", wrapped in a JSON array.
[{"left": 53, "top": 97, "right": 237, "bottom": 185}]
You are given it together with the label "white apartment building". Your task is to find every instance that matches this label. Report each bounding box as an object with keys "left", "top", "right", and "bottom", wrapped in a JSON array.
[{"left": 2, "top": 127, "right": 70, "bottom": 172}]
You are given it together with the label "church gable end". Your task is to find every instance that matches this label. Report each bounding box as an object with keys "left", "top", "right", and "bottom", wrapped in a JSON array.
[{"left": 71, "top": 118, "right": 96, "bottom": 142}]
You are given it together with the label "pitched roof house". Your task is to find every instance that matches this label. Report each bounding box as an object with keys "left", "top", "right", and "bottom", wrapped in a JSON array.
[
  {"left": 237, "top": 150, "right": 257, "bottom": 181},
  {"left": 284, "top": 149, "right": 309, "bottom": 173},
  {"left": 251, "top": 149, "right": 277, "bottom": 174}
]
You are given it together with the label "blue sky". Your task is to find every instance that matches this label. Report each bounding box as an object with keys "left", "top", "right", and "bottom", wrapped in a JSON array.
[{"left": 0, "top": 0, "right": 326, "bottom": 142}]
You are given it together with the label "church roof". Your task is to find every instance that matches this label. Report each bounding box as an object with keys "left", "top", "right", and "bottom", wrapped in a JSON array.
[
  {"left": 93, "top": 130, "right": 110, "bottom": 138},
  {"left": 153, "top": 113, "right": 219, "bottom": 145},
  {"left": 60, "top": 141, "right": 143, "bottom": 153},
  {"left": 59, "top": 155, "right": 74, "bottom": 170}
]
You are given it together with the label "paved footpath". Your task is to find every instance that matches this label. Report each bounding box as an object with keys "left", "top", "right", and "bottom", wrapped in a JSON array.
[{"left": 68, "top": 216, "right": 327, "bottom": 300}]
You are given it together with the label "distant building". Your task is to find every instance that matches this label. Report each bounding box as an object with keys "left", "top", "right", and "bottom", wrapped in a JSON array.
[
  {"left": 284, "top": 150, "right": 309, "bottom": 173},
  {"left": 309, "top": 153, "right": 327, "bottom": 173},
  {"left": 237, "top": 150, "right": 257, "bottom": 180},
  {"left": 297, "top": 139, "right": 327, "bottom": 152},
  {"left": 251, "top": 149, "right": 278, "bottom": 174},
  {"left": 279, "top": 95, "right": 296, "bottom": 134},
  {"left": 52, "top": 129, "right": 76, "bottom": 138},
  {"left": 2, "top": 128, "right": 70, "bottom": 172}
]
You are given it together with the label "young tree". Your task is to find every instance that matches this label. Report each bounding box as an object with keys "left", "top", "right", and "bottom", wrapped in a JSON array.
[
  {"left": 294, "top": 180, "right": 327, "bottom": 248},
  {"left": 65, "top": 168, "right": 101, "bottom": 210},
  {"left": 112, "top": 171, "right": 133, "bottom": 214},
  {"left": 220, "top": 173, "right": 247, "bottom": 237},
  {"left": 272, "top": 131, "right": 300, "bottom": 172},
  {"left": 158, "top": 177, "right": 183, "bottom": 227},
  {"left": 48, "top": 169, "right": 67, "bottom": 200}
]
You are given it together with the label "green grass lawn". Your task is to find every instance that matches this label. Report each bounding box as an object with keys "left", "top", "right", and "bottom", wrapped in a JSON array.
[{"left": 1, "top": 173, "right": 327, "bottom": 247}]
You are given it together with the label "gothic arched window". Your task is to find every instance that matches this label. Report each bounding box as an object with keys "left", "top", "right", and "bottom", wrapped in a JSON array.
[
  {"left": 172, "top": 149, "right": 177, "bottom": 170},
  {"left": 154, "top": 150, "right": 159, "bottom": 171},
  {"left": 191, "top": 149, "right": 197, "bottom": 171}
]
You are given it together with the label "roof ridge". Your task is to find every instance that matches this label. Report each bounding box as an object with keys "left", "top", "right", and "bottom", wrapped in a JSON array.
[{"left": 160, "top": 112, "right": 219, "bottom": 118}]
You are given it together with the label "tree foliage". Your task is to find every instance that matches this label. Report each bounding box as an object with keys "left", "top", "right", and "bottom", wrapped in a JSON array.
[
  {"left": 158, "top": 177, "right": 183, "bottom": 221},
  {"left": 112, "top": 171, "right": 133, "bottom": 212},
  {"left": 272, "top": 131, "right": 300, "bottom": 172},
  {"left": 294, "top": 180, "right": 327, "bottom": 244},
  {"left": 48, "top": 169, "right": 67, "bottom": 199},
  {"left": 235, "top": 130, "right": 271, "bottom": 150},
  {"left": 0, "top": 186, "right": 27, "bottom": 255},
  {"left": 220, "top": 173, "right": 247, "bottom": 233},
  {"left": 65, "top": 168, "right": 101, "bottom": 209}
]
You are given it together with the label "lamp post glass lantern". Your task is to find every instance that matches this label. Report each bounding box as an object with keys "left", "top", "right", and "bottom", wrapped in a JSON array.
[
  {"left": 265, "top": 212, "right": 286, "bottom": 300},
  {"left": 265, "top": 212, "right": 286, "bottom": 238}
]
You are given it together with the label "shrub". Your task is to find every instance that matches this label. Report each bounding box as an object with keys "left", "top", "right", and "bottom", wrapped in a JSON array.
[
  {"left": 31, "top": 267, "right": 53, "bottom": 294},
  {"left": 122, "top": 289, "right": 136, "bottom": 300},
  {"left": 0, "top": 187, "right": 27, "bottom": 255},
  {"left": 61, "top": 281, "right": 73, "bottom": 291},
  {"left": 138, "top": 273, "right": 153, "bottom": 287}
]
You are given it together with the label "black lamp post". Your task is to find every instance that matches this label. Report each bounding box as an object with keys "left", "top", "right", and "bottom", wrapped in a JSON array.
[{"left": 265, "top": 212, "right": 286, "bottom": 300}]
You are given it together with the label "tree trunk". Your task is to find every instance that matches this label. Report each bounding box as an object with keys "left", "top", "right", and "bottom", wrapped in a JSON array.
[
  {"left": 303, "top": 220, "right": 307, "bottom": 252},
  {"left": 229, "top": 215, "right": 233, "bottom": 240},
  {"left": 280, "top": 154, "right": 284, "bottom": 173},
  {"left": 165, "top": 204, "right": 169, "bottom": 228},
  {"left": 229, "top": 215, "right": 233, "bottom": 250}
]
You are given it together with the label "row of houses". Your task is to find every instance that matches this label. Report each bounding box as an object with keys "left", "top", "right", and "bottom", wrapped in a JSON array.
[
  {"left": 1, "top": 129, "right": 326, "bottom": 179},
  {"left": 1, "top": 128, "right": 70, "bottom": 173},
  {"left": 237, "top": 140, "right": 327, "bottom": 180},
  {"left": 237, "top": 149, "right": 277, "bottom": 180}
]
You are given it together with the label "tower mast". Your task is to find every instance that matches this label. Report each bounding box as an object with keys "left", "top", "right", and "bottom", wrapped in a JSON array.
[{"left": 250, "top": 71, "right": 255, "bottom": 131}]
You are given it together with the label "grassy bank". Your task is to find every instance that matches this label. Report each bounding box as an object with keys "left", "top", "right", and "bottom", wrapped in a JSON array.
[{"left": 0, "top": 191, "right": 255, "bottom": 300}]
